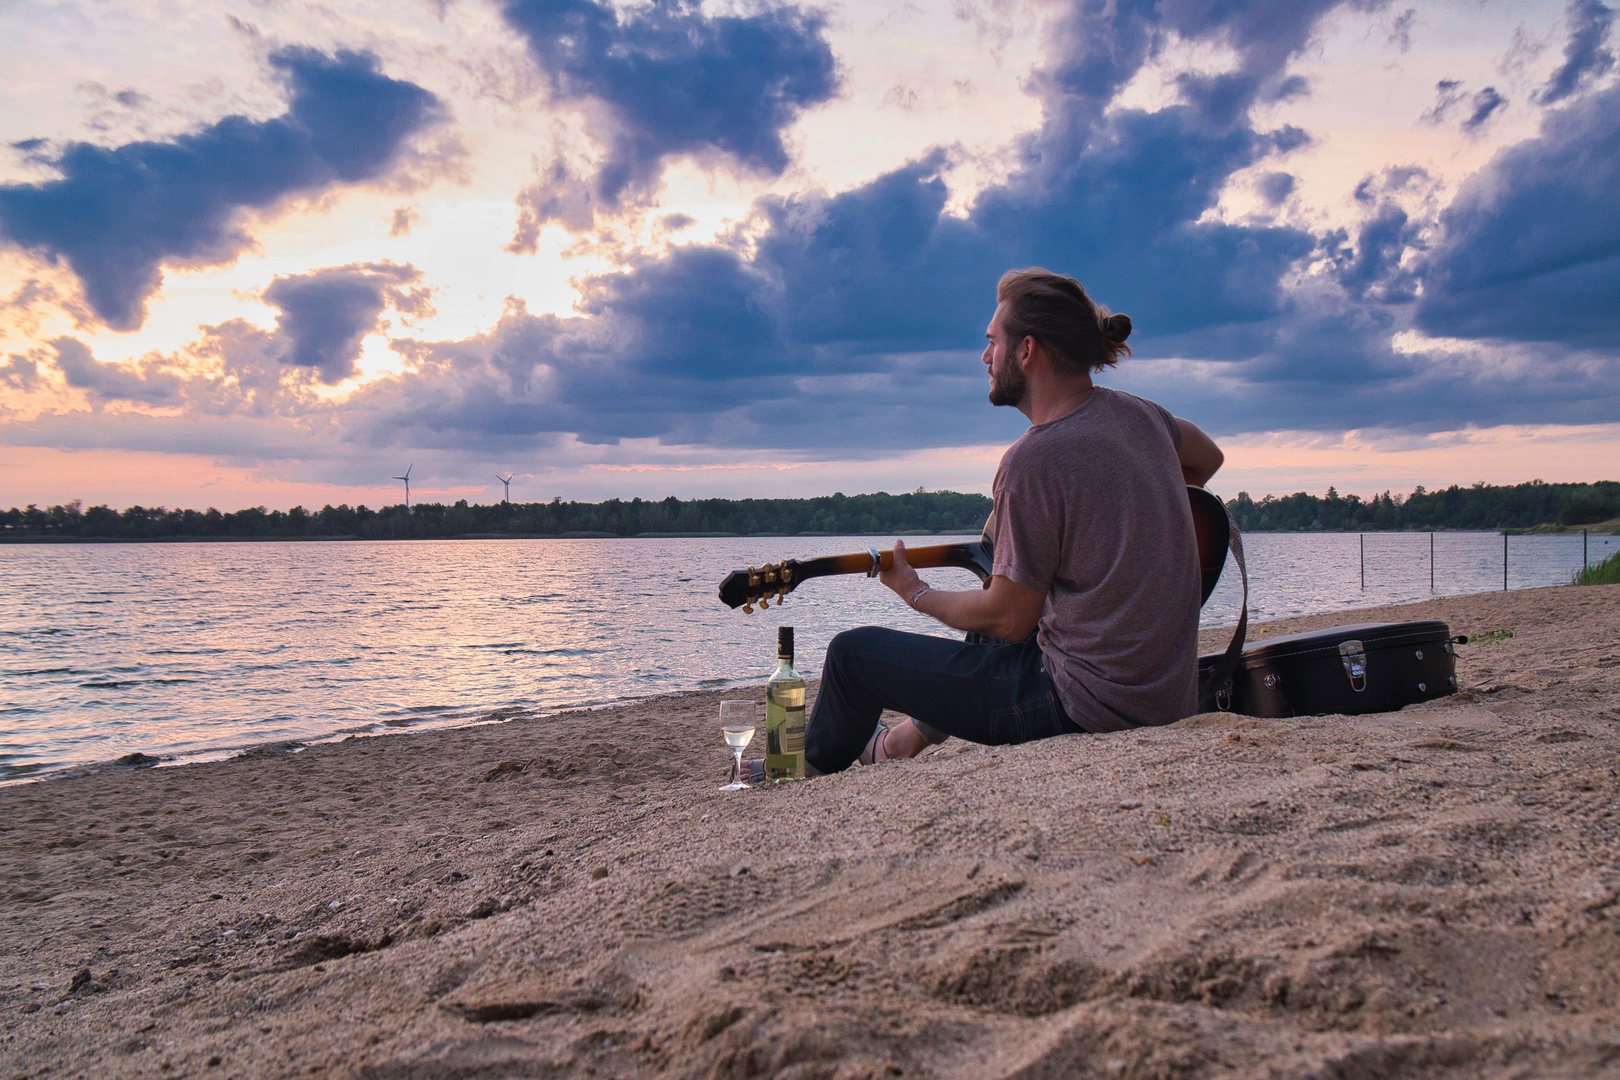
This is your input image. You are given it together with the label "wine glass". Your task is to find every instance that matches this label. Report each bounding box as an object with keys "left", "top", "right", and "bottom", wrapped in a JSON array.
[{"left": 719, "top": 701, "right": 757, "bottom": 791}]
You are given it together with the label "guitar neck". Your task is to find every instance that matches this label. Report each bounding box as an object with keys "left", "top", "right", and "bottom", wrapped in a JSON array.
[
  {"left": 794, "top": 542, "right": 992, "bottom": 584},
  {"left": 717, "top": 486, "right": 1229, "bottom": 611}
]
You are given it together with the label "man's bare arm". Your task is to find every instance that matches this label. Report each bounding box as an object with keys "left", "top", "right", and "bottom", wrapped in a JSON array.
[
  {"left": 1176, "top": 418, "right": 1224, "bottom": 487},
  {"left": 879, "top": 541, "right": 1046, "bottom": 641}
]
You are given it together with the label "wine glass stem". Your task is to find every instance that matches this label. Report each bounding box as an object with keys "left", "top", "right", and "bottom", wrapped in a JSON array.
[{"left": 731, "top": 747, "right": 743, "bottom": 785}]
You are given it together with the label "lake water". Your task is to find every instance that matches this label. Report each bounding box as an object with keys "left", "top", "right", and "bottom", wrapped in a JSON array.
[{"left": 1, "top": 530, "right": 1613, "bottom": 780}]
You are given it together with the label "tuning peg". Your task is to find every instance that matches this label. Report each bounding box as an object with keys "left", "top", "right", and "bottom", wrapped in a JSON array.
[
  {"left": 775, "top": 590, "right": 786, "bottom": 603},
  {"left": 764, "top": 570, "right": 778, "bottom": 583},
  {"left": 747, "top": 566, "right": 761, "bottom": 586},
  {"left": 780, "top": 566, "right": 793, "bottom": 583},
  {"left": 742, "top": 602, "right": 754, "bottom": 614},
  {"left": 758, "top": 597, "right": 769, "bottom": 610}
]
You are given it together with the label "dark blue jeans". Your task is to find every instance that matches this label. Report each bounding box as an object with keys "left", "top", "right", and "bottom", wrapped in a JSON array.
[{"left": 805, "top": 626, "right": 1082, "bottom": 774}]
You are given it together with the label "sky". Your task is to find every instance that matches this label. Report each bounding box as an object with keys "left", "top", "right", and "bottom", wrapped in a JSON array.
[{"left": 0, "top": 0, "right": 1616, "bottom": 511}]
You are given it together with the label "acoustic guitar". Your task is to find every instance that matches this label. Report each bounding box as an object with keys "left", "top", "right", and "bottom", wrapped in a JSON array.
[{"left": 718, "top": 486, "right": 1230, "bottom": 613}]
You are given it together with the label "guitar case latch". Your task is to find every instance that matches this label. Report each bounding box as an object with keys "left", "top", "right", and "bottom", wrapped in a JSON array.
[{"left": 1338, "top": 639, "right": 1367, "bottom": 692}]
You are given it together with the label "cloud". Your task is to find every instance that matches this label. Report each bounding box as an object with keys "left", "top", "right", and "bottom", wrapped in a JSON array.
[
  {"left": 263, "top": 262, "right": 430, "bottom": 384},
  {"left": 1325, "top": 166, "right": 1435, "bottom": 303},
  {"left": 1387, "top": 8, "right": 1417, "bottom": 53},
  {"left": 48, "top": 337, "right": 182, "bottom": 405},
  {"left": 0, "top": 48, "right": 443, "bottom": 331},
  {"left": 11, "top": 0, "right": 1615, "bottom": 479},
  {"left": 1256, "top": 171, "right": 1296, "bottom": 205},
  {"left": 1423, "top": 81, "right": 1507, "bottom": 134},
  {"left": 1416, "top": 81, "right": 1620, "bottom": 349},
  {"left": 1421, "top": 79, "right": 1466, "bottom": 124},
  {"left": 1537, "top": 0, "right": 1615, "bottom": 105},
  {"left": 499, "top": 0, "right": 838, "bottom": 234},
  {"left": 0, "top": 354, "right": 38, "bottom": 392},
  {"left": 1462, "top": 87, "right": 1507, "bottom": 133}
]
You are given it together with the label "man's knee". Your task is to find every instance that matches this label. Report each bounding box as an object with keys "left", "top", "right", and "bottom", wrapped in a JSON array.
[{"left": 825, "top": 626, "right": 888, "bottom": 670}]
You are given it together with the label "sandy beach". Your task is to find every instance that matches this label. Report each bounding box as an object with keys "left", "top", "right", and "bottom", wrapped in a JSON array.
[{"left": 3, "top": 584, "right": 1618, "bottom": 1079}]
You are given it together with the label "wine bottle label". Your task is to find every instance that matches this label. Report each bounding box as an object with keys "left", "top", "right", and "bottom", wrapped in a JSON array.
[
  {"left": 765, "top": 694, "right": 805, "bottom": 780},
  {"left": 781, "top": 706, "right": 805, "bottom": 754}
]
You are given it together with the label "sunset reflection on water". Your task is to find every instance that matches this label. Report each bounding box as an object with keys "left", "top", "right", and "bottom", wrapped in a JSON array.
[{"left": 0, "top": 537, "right": 971, "bottom": 779}]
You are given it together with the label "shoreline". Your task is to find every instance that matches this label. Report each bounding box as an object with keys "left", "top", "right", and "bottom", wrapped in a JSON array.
[
  {"left": 0, "top": 574, "right": 1585, "bottom": 787},
  {"left": 3, "top": 584, "right": 1617, "bottom": 1078},
  {"left": 3, "top": 575, "right": 1607, "bottom": 786}
]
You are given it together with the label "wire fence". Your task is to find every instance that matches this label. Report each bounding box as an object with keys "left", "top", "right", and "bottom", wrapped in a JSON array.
[{"left": 1201, "top": 530, "right": 1619, "bottom": 629}]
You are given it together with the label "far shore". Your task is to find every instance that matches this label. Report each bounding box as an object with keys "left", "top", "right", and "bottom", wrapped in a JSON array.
[
  {"left": 3, "top": 583, "right": 1618, "bottom": 1078},
  {"left": 3, "top": 524, "right": 1618, "bottom": 544}
]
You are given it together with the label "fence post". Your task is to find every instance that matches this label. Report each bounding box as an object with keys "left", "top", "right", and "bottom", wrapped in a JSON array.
[
  {"left": 1503, "top": 532, "right": 1508, "bottom": 591},
  {"left": 1430, "top": 531, "right": 1434, "bottom": 592},
  {"left": 1360, "top": 533, "right": 1365, "bottom": 589},
  {"left": 1585, "top": 528, "right": 1589, "bottom": 569}
]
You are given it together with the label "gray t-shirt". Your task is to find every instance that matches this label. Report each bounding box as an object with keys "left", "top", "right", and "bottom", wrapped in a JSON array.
[{"left": 990, "top": 387, "right": 1200, "bottom": 732}]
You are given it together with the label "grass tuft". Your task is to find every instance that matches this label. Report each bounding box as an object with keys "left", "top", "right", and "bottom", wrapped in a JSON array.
[{"left": 1572, "top": 550, "right": 1620, "bottom": 586}]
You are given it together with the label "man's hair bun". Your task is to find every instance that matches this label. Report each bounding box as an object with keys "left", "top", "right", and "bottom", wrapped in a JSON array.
[{"left": 1102, "top": 313, "right": 1132, "bottom": 343}]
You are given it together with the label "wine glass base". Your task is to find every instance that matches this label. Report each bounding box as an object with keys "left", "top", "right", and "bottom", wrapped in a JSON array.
[{"left": 718, "top": 780, "right": 752, "bottom": 791}]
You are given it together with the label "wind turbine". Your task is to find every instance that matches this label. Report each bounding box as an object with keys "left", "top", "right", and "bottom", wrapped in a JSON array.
[
  {"left": 392, "top": 463, "right": 413, "bottom": 508},
  {"left": 496, "top": 473, "right": 514, "bottom": 503}
]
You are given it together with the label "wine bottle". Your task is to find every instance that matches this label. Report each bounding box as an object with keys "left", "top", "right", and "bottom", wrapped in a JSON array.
[{"left": 765, "top": 626, "right": 806, "bottom": 780}]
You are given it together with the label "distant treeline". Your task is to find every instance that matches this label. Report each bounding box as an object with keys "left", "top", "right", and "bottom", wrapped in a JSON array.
[
  {"left": 0, "top": 490, "right": 995, "bottom": 541},
  {"left": 1226, "top": 481, "right": 1620, "bottom": 532},
  {"left": 3, "top": 480, "right": 1617, "bottom": 541}
]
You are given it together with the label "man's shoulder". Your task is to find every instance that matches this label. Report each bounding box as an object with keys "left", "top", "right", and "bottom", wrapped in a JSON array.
[{"left": 1097, "top": 386, "right": 1174, "bottom": 422}]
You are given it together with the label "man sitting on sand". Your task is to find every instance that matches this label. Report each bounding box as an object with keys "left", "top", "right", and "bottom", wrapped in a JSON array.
[{"left": 804, "top": 268, "right": 1225, "bottom": 772}]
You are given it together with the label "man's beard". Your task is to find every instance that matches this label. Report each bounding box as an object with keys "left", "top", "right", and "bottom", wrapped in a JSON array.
[{"left": 988, "top": 359, "right": 1026, "bottom": 407}]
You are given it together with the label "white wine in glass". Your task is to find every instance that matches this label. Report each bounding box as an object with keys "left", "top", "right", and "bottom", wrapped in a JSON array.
[{"left": 719, "top": 701, "right": 757, "bottom": 791}]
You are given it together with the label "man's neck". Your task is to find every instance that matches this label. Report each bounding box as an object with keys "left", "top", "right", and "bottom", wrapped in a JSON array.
[{"left": 1020, "top": 375, "right": 1097, "bottom": 426}]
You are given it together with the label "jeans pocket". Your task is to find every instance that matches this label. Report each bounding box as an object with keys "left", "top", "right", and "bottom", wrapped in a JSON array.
[{"left": 989, "top": 703, "right": 1028, "bottom": 744}]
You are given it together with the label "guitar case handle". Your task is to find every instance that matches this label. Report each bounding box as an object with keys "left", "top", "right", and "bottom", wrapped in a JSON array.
[{"left": 1197, "top": 506, "right": 1248, "bottom": 714}]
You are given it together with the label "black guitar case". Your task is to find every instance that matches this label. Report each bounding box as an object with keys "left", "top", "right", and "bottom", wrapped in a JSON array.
[
  {"left": 1200, "top": 621, "right": 1462, "bottom": 718},
  {"left": 1192, "top": 506, "right": 1465, "bottom": 719}
]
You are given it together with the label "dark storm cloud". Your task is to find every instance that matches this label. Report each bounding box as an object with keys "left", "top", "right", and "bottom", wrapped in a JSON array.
[
  {"left": 499, "top": 0, "right": 837, "bottom": 233},
  {"left": 263, "top": 262, "right": 428, "bottom": 384},
  {"left": 366, "top": 0, "right": 1342, "bottom": 455},
  {"left": 22, "top": 0, "right": 1616, "bottom": 469},
  {"left": 0, "top": 49, "right": 442, "bottom": 331},
  {"left": 1416, "top": 81, "right": 1620, "bottom": 350},
  {"left": 1537, "top": 0, "right": 1615, "bottom": 105},
  {"left": 1326, "top": 167, "right": 1433, "bottom": 303}
]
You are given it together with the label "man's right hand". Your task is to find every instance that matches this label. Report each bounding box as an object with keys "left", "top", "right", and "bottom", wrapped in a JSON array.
[{"left": 878, "top": 539, "right": 924, "bottom": 603}]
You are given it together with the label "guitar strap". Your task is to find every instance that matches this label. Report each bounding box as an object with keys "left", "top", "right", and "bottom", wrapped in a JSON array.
[{"left": 1197, "top": 508, "right": 1249, "bottom": 713}]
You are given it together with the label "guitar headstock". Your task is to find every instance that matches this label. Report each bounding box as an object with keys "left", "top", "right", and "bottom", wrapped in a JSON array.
[{"left": 717, "top": 560, "right": 802, "bottom": 612}]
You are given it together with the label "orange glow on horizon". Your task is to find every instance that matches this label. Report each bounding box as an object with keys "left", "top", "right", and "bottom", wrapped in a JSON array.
[{"left": 2, "top": 423, "right": 1618, "bottom": 514}]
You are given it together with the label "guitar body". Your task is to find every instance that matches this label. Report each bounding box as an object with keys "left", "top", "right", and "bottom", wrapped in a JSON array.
[
  {"left": 1188, "top": 485, "right": 1230, "bottom": 606},
  {"left": 718, "top": 486, "right": 1230, "bottom": 611}
]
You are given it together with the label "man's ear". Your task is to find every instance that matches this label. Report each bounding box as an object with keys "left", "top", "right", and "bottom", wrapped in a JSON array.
[{"left": 1017, "top": 334, "right": 1041, "bottom": 370}]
